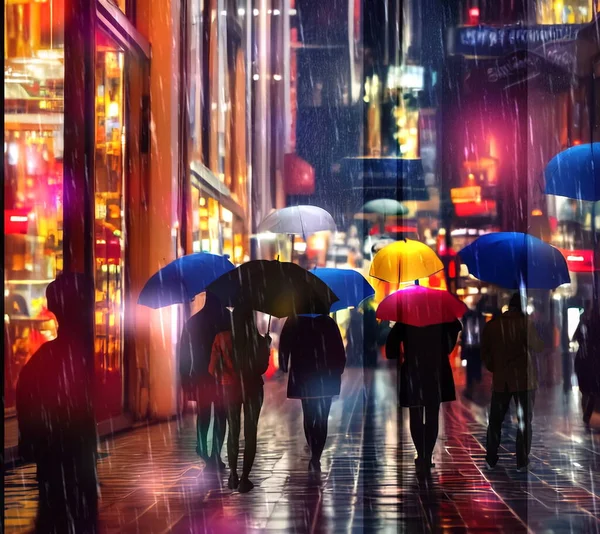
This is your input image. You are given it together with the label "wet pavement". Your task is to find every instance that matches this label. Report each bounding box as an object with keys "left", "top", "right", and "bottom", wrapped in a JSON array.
[{"left": 4, "top": 365, "right": 600, "bottom": 533}]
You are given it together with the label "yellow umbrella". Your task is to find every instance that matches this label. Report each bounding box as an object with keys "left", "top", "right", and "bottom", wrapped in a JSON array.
[{"left": 369, "top": 239, "right": 443, "bottom": 284}]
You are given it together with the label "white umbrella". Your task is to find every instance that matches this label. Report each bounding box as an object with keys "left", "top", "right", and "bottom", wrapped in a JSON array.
[
  {"left": 257, "top": 205, "right": 337, "bottom": 262},
  {"left": 257, "top": 205, "right": 336, "bottom": 239}
]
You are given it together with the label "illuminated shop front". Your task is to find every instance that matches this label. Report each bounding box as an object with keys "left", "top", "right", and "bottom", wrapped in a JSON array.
[{"left": 4, "top": 0, "right": 151, "bottom": 425}]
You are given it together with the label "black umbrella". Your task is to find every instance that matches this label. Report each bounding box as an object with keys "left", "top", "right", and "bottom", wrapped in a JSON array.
[{"left": 206, "top": 260, "right": 339, "bottom": 318}]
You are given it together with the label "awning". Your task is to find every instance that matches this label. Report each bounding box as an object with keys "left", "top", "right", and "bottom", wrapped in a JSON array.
[
  {"left": 339, "top": 157, "right": 429, "bottom": 201},
  {"left": 190, "top": 161, "right": 246, "bottom": 221}
]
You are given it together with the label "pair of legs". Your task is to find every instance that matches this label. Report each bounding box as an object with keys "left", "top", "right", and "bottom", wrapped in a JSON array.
[
  {"left": 301, "top": 397, "right": 333, "bottom": 469},
  {"left": 486, "top": 389, "right": 535, "bottom": 469},
  {"left": 37, "top": 453, "right": 98, "bottom": 533},
  {"left": 408, "top": 404, "right": 440, "bottom": 470},
  {"left": 196, "top": 400, "right": 226, "bottom": 466},
  {"left": 226, "top": 387, "right": 264, "bottom": 492}
]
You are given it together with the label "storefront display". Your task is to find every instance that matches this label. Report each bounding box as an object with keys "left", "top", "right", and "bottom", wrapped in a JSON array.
[
  {"left": 93, "top": 30, "right": 126, "bottom": 421},
  {"left": 4, "top": 0, "right": 65, "bottom": 416}
]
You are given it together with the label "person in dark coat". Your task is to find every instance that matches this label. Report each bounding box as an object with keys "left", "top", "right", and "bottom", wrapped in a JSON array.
[
  {"left": 481, "top": 294, "right": 543, "bottom": 472},
  {"left": 178, "top": 293, "right": 231, "bottom": 466},
  {"left": 345, "top": 302, "right": 378, "bottom": 368},
  {"left": 279, "top": 314, "right": 346, "bottom": 471},
  {"left": 386, "top": 319, "right": 462, "bottom": 474},
  {"left": 573, "top": 306, "right": 600, "bottom": 428},
  {"left": 461, "top": 303, "right": 487, "bottom": 399},
  {"left": 16, "top": 273, "right": 98, "bottom": 533}
]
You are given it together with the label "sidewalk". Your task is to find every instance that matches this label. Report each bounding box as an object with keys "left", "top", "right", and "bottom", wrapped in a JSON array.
[{"left": 5, "top": 368, "right": 600, "bottom": 533}]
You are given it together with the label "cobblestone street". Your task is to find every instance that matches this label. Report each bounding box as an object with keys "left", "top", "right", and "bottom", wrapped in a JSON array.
[{"left": 5, "top": 366, "right": 600, "bottom": 533}]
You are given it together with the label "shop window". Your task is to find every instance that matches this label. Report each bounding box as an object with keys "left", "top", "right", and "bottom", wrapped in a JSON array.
[
  {"left": 94, "top": 30, "right": 126, "bottom": 421},
  {"left": 536, "top": 0, "right": 594, "bottom": 24},
  {"left": 4, "top": 0, "right": 64, "bottom": 417}
]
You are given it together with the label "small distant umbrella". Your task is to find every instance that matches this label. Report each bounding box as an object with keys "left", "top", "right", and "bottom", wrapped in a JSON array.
[
  {"left": 206, "top": 260, "right": 338, "bottom": 318},
  {"left": 376, "top": 286, "right": 467, "bottom": 327},
  {"left": 369, "top": 239, "right": 444, "bottom": 284},
  {"left": 309, "top": 268, "right": 375, "bottom": 313},
  {"left": 138, "top": 253, "right": 235, "bottom": 309},
  {"left": 458, "top": 232, "right": 570, "bottom": 290},
  {"left": 361, "top": 199, "right": 408, "bottom": 217}
]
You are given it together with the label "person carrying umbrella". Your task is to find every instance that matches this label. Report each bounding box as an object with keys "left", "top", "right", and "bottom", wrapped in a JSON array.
[
  {"left": 379, "top": 286, "right": 465, "bottom": 475},
  {"left": 178, "top": 292, "right": 231, "bottom": 467},
  {"left": 209, "top": 304, "right": 271, "bottom": 493},
  {"left": 482, "top": 294, "right": 544, "bottom": 472},
  {"left": 279, "top": 313, "right": 346, "bottom": 471}
]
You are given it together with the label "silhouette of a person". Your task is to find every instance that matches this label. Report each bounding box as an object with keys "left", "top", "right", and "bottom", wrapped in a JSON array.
[
  {"left": 482, "top": 293, "right": 543, "bottom": 472},
  {"left": 573, "top": 305, "right": 600, "bottom": 428},
  {"left": 461, "top": 298, "right": 488, "bottom": 399},
  {"left": 279, "top": 314, "right": 346, "bottom": 471},
  {"left": 16, "top": 273, "right": 98, "bottom": 533},
  {"left": 386, "top": 319, "right": 462, "bottom": 475},
  {"left": 178, "top": 293, "right": 231, "bottom": 467},
  {"left": 209, "top": 304, "right": 270, "bottom": 493}
]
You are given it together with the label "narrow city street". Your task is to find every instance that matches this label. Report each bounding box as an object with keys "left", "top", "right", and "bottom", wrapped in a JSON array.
[{"left": 5, "top": 365, "right": 600, "bottom": 534}]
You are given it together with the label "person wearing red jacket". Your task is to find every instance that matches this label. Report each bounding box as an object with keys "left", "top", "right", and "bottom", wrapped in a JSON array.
[
  {"left": 16, "top": 273, "right": 98, "bottom": 533},
  {"left": 210, "top": 305, "right": 270, "bottom": 493}
]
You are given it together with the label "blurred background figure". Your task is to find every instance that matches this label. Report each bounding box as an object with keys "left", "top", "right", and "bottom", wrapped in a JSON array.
[
  {"left": 345, "top": 300, "right": 379, "bottom": 368},
  {"left": 16, "top": 273, "right": 98, "bottom": 533},
  {"left": 178, "top": 292, "right": 231, "bottom": 467},
  {"left": 461, "top": 300, "right": 487, "bottom": 400},
  {"left": 279, "top": 314, "right": 346, "bottom": 471}
]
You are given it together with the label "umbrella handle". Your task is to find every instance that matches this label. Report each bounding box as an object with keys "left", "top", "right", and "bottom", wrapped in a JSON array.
[{"left": 267, "top": 314, "right": 272, "bottom": 335}]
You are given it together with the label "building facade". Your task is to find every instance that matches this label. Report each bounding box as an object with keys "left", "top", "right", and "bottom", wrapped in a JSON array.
[{"left": 4, "top": 0, "right": 284, "bottom": 438}]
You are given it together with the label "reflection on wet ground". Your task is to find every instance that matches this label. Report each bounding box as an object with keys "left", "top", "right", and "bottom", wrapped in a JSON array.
[{"left": 5, "top": 366, "right": 600, "bottom": 533}]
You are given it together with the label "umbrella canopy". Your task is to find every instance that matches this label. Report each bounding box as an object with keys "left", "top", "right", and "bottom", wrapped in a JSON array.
[
  {"left": 369, "top": 239, "right": 443, "bottom": 284},
  {"left": 458, "top": 232, "right": 570, "bottom": 290},
  {"left": 310, "top": 268, "right": 375, "bottom": 313},
  {"left": 360, "top": 199, "right": 408, "bottom": 217},
  {"left": 138, "top": 253, "right": 235, "bottom": 309},
  {"left": 545, "top": 143, "right": 600, "bottom": 202},
  {"left": 206, "top": 260, "right": 339, "bottom": 317},
  {"left": 376, "top": 285, "right": 467, "bottom": 327},
  {"left": 257, "top": 205, "right": 336, "bottom": 239}
]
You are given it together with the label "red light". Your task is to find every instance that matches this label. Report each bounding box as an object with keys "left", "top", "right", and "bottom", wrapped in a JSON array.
[
  {"left": 469, "top": 7, "right": 480, "bottom": 18},
  {"left": 449, "top": 261, "right": 456, "bottom": 279}
]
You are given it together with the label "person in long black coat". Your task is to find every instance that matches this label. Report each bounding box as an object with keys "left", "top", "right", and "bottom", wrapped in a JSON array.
[
  {"left": 178, "top": 293, "right": 231, "bottom": 466},
  {"left": 573, "top": 307, "right": 600, "bottom": 427},
  {"left": 279, "top": 314, "right": 346, "bottom": 471},
  {"left": 386, "top": 320, "right": 462, "bottom": 474}
]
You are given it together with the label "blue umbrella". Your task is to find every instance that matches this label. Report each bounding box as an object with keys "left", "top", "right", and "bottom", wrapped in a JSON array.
[
  {"left": 308, "top": 268, "right": 375, "bottom": 313},
  {"left": 545, "top": 143, "right": 600, "bottom": 202},
  {"left": 138, "top": 253, "right": 235, "bottom": 309},
  {"left": 458, "top": 232, "right": 570, "bottom": 290}
]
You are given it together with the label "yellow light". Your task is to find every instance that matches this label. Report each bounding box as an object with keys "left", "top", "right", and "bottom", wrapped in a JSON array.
[
  {"left": 531, "top": 209, "right": 543, "bottom": 216},
  {"left": 468, "top": 173, "right": 475, "bottom": 181}
]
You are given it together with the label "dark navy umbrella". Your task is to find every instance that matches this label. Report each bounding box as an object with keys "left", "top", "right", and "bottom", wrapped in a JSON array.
[
  {"left": 545, "top": 143, "right": 600, "bottom": 202},
  {"left": 458, "top": 232, "right": 570, "bottom": 290},
  {"left": 138, "top": 253, "right": 235, "bottom": 309},
  {"left": 309, "top": 268, "right": 375, "bottom": 313}
]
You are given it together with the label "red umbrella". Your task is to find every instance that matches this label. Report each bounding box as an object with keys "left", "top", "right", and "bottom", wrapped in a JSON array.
[{"left": 376, "top": 285, "right": 467, "bottom": 327}]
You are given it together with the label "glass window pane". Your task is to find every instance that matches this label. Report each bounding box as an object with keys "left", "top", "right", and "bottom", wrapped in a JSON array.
[
  {"left": 4, "top": 0, "right": 64, "bottom": 416},
  {"left": 94, "top": 30, "right": 126, "bottom": 421}
]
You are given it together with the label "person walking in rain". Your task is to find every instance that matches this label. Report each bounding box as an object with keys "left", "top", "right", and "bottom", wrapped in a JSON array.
[
  {"left": 573, "top": 304, "right": 600, "bottom": 429},
  {"left": 178, "top": 292, "right": 231, "bottom": 467},
  {"left": 279, "top": 314, "right": 346, "bottom": 471},
  {"left": 16, "top": 273, "right": 98, "bottom": 533},
  {"left": 482, "top": 293, "right": 543, "bottom": 472},
  {"left": 209, "top": 304, "right": 271, "bottom": 493},
  {"left": 386, "top": 319, "right": 462, "bottom": 475},
  {"left": 461, "top": 298, "right": 488, "bottom": 399}
]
